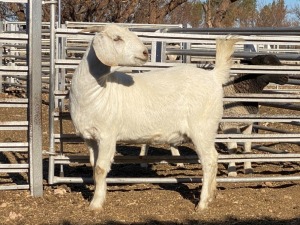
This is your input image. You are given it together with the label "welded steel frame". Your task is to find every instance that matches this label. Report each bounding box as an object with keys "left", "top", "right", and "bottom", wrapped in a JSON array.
[
  {"left": 47, "top": 19, "right": 300, "bottom": 185},
  {"left": 48, "top": 0, "right": 57, "bottom": 185},
  {"left": 0, "top": 0, "right": 43, "bottom": 196}
]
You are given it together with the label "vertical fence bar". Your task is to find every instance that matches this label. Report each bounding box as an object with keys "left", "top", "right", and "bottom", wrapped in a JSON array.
[
  {"left": 28, "top": 0, "right": 43, "bottom": 196},
  {"left": 48, "top": 1, "right": 56, "bottom": 185},
  {"left": 0, "top": 20, "right": 3, "bottom": 93}
]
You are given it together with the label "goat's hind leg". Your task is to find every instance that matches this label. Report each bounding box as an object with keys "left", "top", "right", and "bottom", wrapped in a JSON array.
[
  {"left": 85, "top": 139, "right": 98, "bottom": 168},
  {"left": 224, "top": 128, "right": 239, "bottom": 177},
  {"left": 243, "top": 124, "right": 254, "bottom": 174},
  {"left": 227, "top": 141, "right": 238, "bottom": 177},
  {"left": 170, "top": 145, "right": 184, "bottom": 168},
  {"left": 139, "top": 144, "right": 149, "bottom": 168},
  {"left": 89, "top": 137, "right": 116, "bottom": 210},
  {"left": 192, "top": 135, "right": 218, "bottom": 211}
]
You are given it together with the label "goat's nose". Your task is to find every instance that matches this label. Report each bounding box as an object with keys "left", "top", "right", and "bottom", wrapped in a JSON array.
[{"left": 143, "top": 49, "right": 148, "bottom": 57}]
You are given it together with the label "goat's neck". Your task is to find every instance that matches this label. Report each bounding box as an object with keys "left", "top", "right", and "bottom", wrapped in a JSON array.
[
  {"left": 72, "top": 45, "right": 112, "bottom": 102},
  {"left": 77, "top": 45, "right": 111, "bottom": 83},
  {"left": 87, "top": 45, "right": 111, "bottom": 79}
]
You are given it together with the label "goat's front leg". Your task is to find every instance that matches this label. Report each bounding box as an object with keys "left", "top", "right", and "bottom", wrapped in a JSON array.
[{"left": 89, "top": 137, "right": 116, "bottom": 210}]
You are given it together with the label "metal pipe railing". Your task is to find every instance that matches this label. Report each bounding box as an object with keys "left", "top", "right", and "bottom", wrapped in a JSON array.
[
  {"left": 52, "top": 176, "right": 300, "bottom": 185},
  {"left": 45, "top": 18, "right": 300, "bottom": 186},
  {"left": 47, "top": 1, "right": 56, "bottom": 185}
]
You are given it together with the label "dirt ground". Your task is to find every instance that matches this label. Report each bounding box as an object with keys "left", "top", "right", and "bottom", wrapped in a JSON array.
[{"left": 0, "top": 92, "right": 299, "bottom": 225}]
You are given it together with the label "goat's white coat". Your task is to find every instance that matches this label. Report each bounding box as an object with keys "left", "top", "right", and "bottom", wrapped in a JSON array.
[{"left": 69, "top": 24, "right": 239, "bottom": 211}]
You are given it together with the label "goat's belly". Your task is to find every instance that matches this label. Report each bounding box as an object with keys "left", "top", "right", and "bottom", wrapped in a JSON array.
[{"left": 119, "top": 131, "right": 189, "bottom": 145}]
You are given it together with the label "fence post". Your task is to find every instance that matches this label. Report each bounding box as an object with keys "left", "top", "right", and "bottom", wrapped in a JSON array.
[
  {"left": 28, "top": 0, "right": 43, "bottom": 197},
  {"left": 0, "top": 20, "right": 3, "bottom": 93},
  {"left": 48, "top": 0, "right": 57, "bottom": 185}
]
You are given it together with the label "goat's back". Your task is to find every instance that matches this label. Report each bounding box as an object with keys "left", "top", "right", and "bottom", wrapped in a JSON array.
[{"left": 114, "top": 65, "right": 224, "bottom": 143}]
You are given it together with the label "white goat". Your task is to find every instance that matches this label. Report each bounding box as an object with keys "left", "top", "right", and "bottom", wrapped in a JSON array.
[
  {"left": 69, "top": 24, "right": 240, "bottom": 211},
  {"left": 144, "top": 55, "right": 288, "bottom": 177}
]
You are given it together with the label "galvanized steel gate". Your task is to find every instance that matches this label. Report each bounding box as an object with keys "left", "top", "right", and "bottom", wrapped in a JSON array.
[
  {"left": 0, "top": 0, "right": 42, "bottom": 196},
  {"left": 47, "top": 17, "right": 300, "bottom": 185},
  {"left": 1, "top": 1, "right": 297, "bottom": 189}
]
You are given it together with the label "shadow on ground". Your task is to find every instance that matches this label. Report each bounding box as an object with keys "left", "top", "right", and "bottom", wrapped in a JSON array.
[{"left": 58, "top": 217, "right": 300, "bottom": 225}]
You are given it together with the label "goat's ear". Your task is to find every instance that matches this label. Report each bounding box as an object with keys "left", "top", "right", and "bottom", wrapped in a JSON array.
[
  {"left": 92, "top": 33, "right": 118, "bottom": 66},
  {"left": 79, "top": 26, "right": 104, "bottom": 33}
]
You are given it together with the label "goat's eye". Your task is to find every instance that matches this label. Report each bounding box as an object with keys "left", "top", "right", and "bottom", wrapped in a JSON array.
[{"left": 113, "top": 36, "right": 122, "bottom": 42}]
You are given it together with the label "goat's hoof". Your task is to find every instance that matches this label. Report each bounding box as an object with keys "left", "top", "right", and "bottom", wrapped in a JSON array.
[
  {"left": 176, "top": 163, "right": 185, "bottom": 168},
  {"left": 228, "top": 165, "right": 237, "bottom": 177},
  {"left": 89, "top": 205, "right": 103, "bottom": 211},
  {"left": 228, "top": 171, "right": 237, "bottom": 177},
  {"left": 89, "top": 202, "right": 104, "bottom": 211},
  {"left": 195, "top": 203, "right": 208, "bottom": 212},
  {"left": 244, "top": 168, "right": 254, "bottom": 174}
]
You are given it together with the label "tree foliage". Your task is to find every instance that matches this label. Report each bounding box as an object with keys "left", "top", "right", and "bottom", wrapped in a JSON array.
[
  {"left": 0, "top": 3, "right": 25, "bottom": 21},
  {"left": 223, "top": 0, "right": 257, "bottom": 27},
  {"left": 201, "top": 0, "right": 293, "bottom": 28},
  {"left": 256, "top": 0, "right": 290, "bottom": 27},
  {"left": 291, "top": 1, "right": 300, "bottom": 20},
  {"left": 0, "top": 0, "right": 298, "bottom": 28},
  {"left": 42, "top": 0, "right": 190, "bottom": 24},
  {"left": 202, "top": 0, "right": 240, "bottom": 28},
  {"left": 167, "top": 1, "right": 204, "bottom": 27}
]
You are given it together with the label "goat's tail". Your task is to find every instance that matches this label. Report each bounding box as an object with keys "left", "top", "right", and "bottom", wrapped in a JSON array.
[{"left": 213, "top": 37, "right": 242, "bottom": 84}]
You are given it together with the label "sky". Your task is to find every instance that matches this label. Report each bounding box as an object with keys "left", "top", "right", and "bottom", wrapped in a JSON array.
[
  {"left": 257, "top": 0, "right": 299, "bottom": 20},
  {"left": 258, "top": 0, "right": 299, "bottom": 9}
]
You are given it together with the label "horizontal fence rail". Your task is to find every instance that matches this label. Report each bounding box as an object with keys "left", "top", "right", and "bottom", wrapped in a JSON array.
[
  {"left": 45, "top": 22, "right": 300, "bottom": 186},
  {"left": 2, "top": 19, "right": 299, "bottom": 188},
  {"left": 53, "top": 154, "right": 300, "bottom": 165},
  {"left": 52, "top": 176, "right": 300, "bottom": 185}
]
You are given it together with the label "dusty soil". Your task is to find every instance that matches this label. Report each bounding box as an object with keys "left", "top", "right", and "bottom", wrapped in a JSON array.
[{"left": 0, "top": 92, "right": 299, "bottom": 225}]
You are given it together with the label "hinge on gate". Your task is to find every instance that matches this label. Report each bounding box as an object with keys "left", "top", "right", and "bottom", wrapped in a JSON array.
[
  {"left": 42, "top": 150, "right": 57, "bottom": 156},
  {"left": 42, "top": 1, "right": 58, "bottom": 5}
]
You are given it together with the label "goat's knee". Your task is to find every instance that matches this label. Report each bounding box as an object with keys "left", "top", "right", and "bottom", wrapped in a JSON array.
[{"left": 95, "top": 165, "right": 106, "bottom": 175}]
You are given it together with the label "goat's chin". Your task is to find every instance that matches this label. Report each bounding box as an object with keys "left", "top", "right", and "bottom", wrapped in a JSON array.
[
  {"left": 118, "top": 56, "right": 147, "bottom": 67},
  {"left": 133, "top": 57, "right": 147, "bottom": 66}
]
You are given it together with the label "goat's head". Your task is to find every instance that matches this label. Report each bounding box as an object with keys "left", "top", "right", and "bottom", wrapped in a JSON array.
[
  {"left": 81, "top": 25, "right": 148, "bottom": 67},
  {"left": 251, "top": 54, "right": 289, "bottom": 85},
  {"left": 251, "top": 54, "right": 282, "bottom": 66}
]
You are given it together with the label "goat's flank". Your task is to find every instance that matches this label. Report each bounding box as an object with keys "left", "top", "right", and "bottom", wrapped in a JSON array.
[{"left": 141, "top": 54, "right": 288, "bottom": 177}]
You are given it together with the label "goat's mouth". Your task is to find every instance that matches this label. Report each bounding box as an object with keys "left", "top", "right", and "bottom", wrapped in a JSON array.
[{"left": 134, "top": 56, "right": 148, "bottom": 65}]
